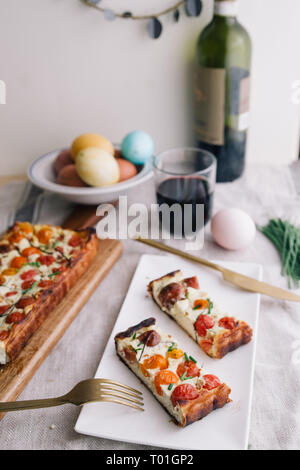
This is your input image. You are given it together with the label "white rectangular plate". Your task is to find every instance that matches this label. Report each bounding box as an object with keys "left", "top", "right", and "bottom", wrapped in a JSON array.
[{"left": 75, "top": 255, "right": 262, "bottom": 450}]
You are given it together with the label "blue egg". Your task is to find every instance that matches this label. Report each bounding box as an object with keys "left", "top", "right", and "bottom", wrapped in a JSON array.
[{"left": 121, "top": 130, "right": 154, "bottom": 165}]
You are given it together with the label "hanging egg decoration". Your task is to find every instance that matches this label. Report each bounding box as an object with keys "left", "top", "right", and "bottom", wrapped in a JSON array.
[{"left": 82, "top": 0, "right": 204, "bottom": 40}]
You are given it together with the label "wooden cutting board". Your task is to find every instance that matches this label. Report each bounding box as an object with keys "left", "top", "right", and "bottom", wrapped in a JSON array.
[{"left": 0, "top": 206, "right": 122, "bottom": 419}]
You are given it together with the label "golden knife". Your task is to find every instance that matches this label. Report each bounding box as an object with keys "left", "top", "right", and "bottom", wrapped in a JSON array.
[{"left": 135, "top": 238, "right": 300, "bottom": 302}]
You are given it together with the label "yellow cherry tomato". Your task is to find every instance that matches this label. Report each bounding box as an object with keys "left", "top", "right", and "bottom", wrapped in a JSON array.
[
  {"left": 2, "top": 268, "right": 19, "bottom": 276},
  {"left": 166, "top": 348, "right": 184, "bottom": 360},
  {"left": 37, "top": 228, "right": 52, "bottom": 244}
]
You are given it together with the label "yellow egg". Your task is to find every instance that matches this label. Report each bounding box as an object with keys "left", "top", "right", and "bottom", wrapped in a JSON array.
[
  {"left": 71, "top": 133, "right": 114, "bottom": 160},
  {"left": 75, "top": 147, "right": 120, "bottom": 187}
]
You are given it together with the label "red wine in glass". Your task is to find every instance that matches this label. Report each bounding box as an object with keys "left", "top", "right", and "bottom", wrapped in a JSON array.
[{"left": 156, "top": 176, "right": 213, "bottom": 235}]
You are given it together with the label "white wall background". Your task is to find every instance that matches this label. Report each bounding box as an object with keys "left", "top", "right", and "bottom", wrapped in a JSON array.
[{"left": 0, "top": 0, "right": 300, "bottom": 175}]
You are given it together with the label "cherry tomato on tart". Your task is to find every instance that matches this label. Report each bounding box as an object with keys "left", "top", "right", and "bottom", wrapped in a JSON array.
[
  {"left": 148, "top": 269, "right": 253, "bottom": 359},
  {"left": 171, "top": 383, "right": 199, "bottom": 407},
  {"left": 115, "top": 318, "right": 231, "bottom": 427},
  {"left": 177, "top": 359, "right": 201, "bottom": 379},
  {"left": 154, "top": 370, "right": 179, "bottom": 396}
]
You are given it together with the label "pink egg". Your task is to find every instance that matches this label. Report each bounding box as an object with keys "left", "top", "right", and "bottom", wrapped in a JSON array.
[
  {"left": 211, "top": 208, "right": 256, "bottom": 250},
  {"left": 53, "top": 149, "right": 73, "bottom": 175}
]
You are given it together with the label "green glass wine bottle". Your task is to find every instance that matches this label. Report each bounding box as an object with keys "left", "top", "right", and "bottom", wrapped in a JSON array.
[{"left": 194, "top": 0, "right": 251, "bottom": 182}]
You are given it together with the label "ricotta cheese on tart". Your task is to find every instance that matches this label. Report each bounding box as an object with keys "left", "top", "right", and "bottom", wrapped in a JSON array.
[{"left": 148, "top": 270, "right": 253, "bottom": 359}]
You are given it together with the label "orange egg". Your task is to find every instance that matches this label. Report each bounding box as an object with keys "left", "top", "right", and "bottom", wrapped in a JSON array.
[
  {"left": 116, "top": 158, "right": 137, "bottom": 182},
  {"left": 71, "top": 134, "right": 114, "bottom": 160}
]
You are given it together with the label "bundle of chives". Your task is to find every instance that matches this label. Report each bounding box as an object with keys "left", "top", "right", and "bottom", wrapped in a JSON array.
[{"left": 259, "top": 218, "right": 300, "bottom": 289}]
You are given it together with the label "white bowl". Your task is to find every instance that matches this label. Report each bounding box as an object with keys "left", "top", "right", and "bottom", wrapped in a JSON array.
[{"left": 28, "top": 148, "right": 153, "bottom": 205}]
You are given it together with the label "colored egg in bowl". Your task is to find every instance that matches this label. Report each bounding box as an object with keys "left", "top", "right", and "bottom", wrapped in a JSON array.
[{"left": 28, "top": 147, "right": 153, "bottom": 205}]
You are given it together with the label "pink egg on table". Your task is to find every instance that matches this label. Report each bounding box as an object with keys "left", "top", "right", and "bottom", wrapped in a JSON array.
[{"left": 211, "top": 208, "right": 256, "bottom": 250}]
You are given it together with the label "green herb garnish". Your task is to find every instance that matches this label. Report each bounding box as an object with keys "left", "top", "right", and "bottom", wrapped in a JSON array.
[
  {"left": 167, "top": 342, "right": 175, "bottom": 352},
  {"left": 39, "top": 246, "right": 52, "bottom": 255},
  {"left": 138, "top": 343, "right": 146, "bottom": 362},
  {"left": 207, "top": 298, "right": 213, "bottom": 314},
  {"left": 132, "top": 333, "right": 137, "bottom": 340},
  {"left": 180, "top": 371, "right": 193, "bottom": 381},
  {"left": 184, "top": 352, "right": 189, "bottom": 362},
  {"left": 22, "top": 281, "right": 38, "bottom": 295},
  {"left": 24, "top": 261, "right": 41, "bottom": 268},
  {"left": 189, "top": 356, "right": 197, "bottom": 363},
  {"left": 259, "top": 218, "right": 300, "bottom": 288},
  {"left": 48, "top": 272, "right": 60, "bottom": 277},
  {"left": 168, "top": 383, "right": 174, "bottom": 391}
]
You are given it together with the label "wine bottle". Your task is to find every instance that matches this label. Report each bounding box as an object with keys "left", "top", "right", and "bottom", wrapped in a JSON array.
[{"left": 194, "top": 0, "right": 251, "bottom": 182}]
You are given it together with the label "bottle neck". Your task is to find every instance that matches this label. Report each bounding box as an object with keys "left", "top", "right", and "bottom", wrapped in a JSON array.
[{"left": 214, "top": 0, "right": 239, "bottom": 18}]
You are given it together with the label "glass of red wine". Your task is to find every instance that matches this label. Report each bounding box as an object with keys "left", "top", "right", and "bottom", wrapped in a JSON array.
[{"left": 153, "top": 148, "right": 216, "bottom": 236}]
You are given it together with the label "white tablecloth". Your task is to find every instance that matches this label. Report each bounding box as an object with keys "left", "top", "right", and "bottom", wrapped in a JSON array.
[{"left": 0, "top": 163, "right": 300, "bottom": 450}]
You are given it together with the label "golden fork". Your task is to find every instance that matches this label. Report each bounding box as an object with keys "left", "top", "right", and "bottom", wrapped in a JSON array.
[
  {"left": 136, "top": 237, "right": 300, "bottom": 302},
  {"left": 0, "top": 379, "right": 144, "bottom": 413}
]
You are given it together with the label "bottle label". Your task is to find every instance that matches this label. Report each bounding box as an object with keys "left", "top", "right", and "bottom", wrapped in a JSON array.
[
  {"left": 194, "top": 67, "right": 226, "bottom": 145},
  {"left": 214, "top": 1, "right": 239, "bottom": 17},
  {"left": 194, "top": 66, "right": 250, "bottom": 145},
  {"left": 228, "top": 67, "right": 250, "bottom": 131}
]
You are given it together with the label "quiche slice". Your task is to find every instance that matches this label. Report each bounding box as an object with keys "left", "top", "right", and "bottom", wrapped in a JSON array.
[
  {"left": 0, "top": 221, "right": 98, "bottom": 364},
  {"left": 115, "top": 318, "right": 231, "bottom": 427},
  {"left": 148, "top": 270, "right": 252, "bottom": 359}
]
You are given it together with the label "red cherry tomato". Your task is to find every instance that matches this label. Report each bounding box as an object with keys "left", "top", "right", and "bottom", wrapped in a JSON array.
[
  {"left": 183, "top": 276, "right": 199, "bottom": 289},
  {"left": 21, "top": 280, "right": 35, "bottom": 290},
  {"left": 171, "top": 384, "right": 199, "bottom": 407},
  {"left": 0, "top": 305, "right": 10, "bottom": 315},
  {"left": 194, "top": 314, "right": 215, "bottom": 337},
  {"left": 203, "top": 374, "right": 221, "bottom": 391},
  {"left": 6, "top": 312, "right": 26, "bottom": 324},
  {"left": 68, "top": 235, "right": 81, "bottom": 247},
  {"left": 16, "top": 297, "right": 34, "bottom": 309},
  {"left": 5, "top": 291, "right": 18, "bottom": 297},
  {"left": 20, "top": 270, "right": 36, "bottom": 281},
  {"left": 38, "top": 280, "right": 54, "bottom": 289},
  {"left": 0, "top": 330, "right": 10, "bottom": 340},
  {"left": 37, "top": 255, "right": 55, "bottom": 266},
  {"left": 218, "top": 317, "right": 236, "bottom": 330},
  {"left": 177, "top": 360, "right": 200, "bottom": 379},
  {"left": 52, "top": 265, "right": 67, "bottom": 275}
]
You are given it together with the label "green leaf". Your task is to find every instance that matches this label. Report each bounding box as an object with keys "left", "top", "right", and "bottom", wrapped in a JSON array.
[
  {"left": 180, "top": 371, "right": 187, "bottom": 381},
  {"left": 168, "top": 342, "right": 175, "bottom": 352}
]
